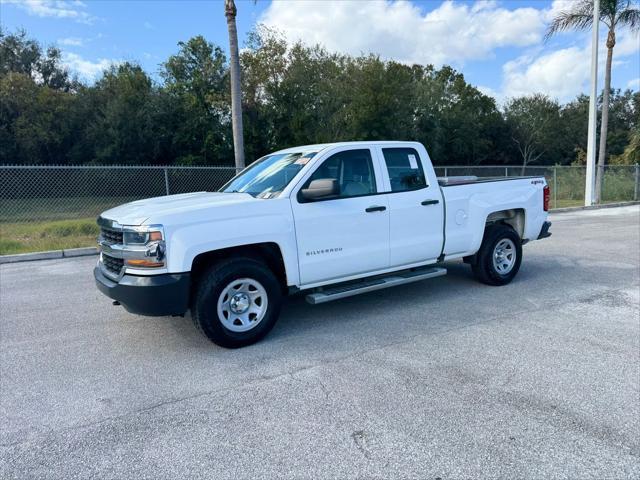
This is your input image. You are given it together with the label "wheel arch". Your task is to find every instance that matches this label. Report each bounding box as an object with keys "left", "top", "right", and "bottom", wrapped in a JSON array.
[
  {"left": 485, "top": 208, "right": 525, "bottom": 239},
  {"left": 190, "top": 242, "right": 288, "bottom": 293},
  {"left": 464, "top": 208, "right": 525, "bottom": 265}
]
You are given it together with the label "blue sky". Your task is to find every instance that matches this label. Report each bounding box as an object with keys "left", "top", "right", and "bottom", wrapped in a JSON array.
[{"left": 1, "top": 0, "right": 638, "bottom": 103}]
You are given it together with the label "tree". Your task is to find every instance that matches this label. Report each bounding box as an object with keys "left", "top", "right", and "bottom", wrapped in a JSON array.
[
  {"left": 225, "top": 0, "right": 245, "bottom": 170},
  {"left": 546, "top": 0, "right": 640, "bottom": 202},
  {"left": 504, "top": 94, "right": 563, "bottom": 174},
  {"left": 239, "top": 27, "right": 288, "bottom": 159},
  {"left": 610, "top": 127, "right": 639, "bottom": 164},
  {"left": 560, "top": 94, "right": 590, "bottom": 164},
  {"left": 89, "top": 63, "right": 159, "bottom": 165},
  {"left": 414, "top": 65, "right": 505, "bottom": 166},
  {"left": 162, "top": 36, "right": 231, "bottom": 164},
  {"left": 342, "top": 56, "right": 416, "bottom": 141},
  {"left": 1, "top": 27, "right": 637, "bottom": 170},
  {"left": 609, "top": 90, "right": 640, "bottom": 164},
  {"left": 0, "top": 28, "right": 76, "bottom": 92}
]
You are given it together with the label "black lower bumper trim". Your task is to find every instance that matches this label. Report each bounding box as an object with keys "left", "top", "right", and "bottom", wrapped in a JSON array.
[
  {"left": 94, "top": 267, "right": 190, "bottom": 316},
  {"left": 538, "top": 221, "right": 552, "bottom": 240}
]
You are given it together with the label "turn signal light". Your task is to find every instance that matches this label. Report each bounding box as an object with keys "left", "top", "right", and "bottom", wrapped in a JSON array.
[
  {"left": 543, "top": 184, "right": 550, "bottom": 212},
  {"left": 126, "top": 259, "right": 164, "bottom": 268}
]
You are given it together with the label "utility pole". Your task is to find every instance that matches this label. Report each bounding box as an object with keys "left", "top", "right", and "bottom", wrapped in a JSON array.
[
  {"left": 225, "top": 0, "right": 245, "bottom": 172},
  {"left": 584, "top": 0, "right": 599, "bottom": 206}
]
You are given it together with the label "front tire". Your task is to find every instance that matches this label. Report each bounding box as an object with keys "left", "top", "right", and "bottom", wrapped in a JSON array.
[
  {"left": 471, "top": 224, "right": 522, "bottom": 286},
  {"left": 191, "top": 258, "right": 282, "bottom": 348}
]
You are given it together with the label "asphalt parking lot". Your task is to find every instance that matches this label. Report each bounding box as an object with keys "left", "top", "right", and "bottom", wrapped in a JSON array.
[{"left": 1, "top": 205, "right": 639, "bottom": 479}]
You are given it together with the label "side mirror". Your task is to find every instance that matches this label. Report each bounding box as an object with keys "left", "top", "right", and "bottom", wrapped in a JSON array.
[{"left": 300, "top": 178, "right": 338, "bottom": 201}]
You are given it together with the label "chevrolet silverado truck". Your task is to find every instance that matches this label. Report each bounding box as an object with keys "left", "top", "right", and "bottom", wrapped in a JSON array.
[{"left": 95, "top": 141, "right": 552, "bottom": 348}]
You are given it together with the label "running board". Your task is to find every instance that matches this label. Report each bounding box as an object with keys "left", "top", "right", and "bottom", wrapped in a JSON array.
[{"left": 305, "top": 267, "right": 447, "bottom": 305}]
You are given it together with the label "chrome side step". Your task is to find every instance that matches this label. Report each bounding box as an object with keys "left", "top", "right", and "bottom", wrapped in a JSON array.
[{"left": 305, "top": 267, "right": 447, "bottom": 305}]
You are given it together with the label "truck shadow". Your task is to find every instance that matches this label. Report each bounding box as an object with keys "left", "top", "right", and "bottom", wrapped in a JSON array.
[
  {"left": 171, "top": 259, "right": 545, "bottom": 351},
  {"left": 271, "top": 261, "right": 491, "bottom": 343}
]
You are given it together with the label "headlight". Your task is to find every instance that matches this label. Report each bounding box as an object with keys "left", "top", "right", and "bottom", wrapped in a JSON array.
[
  {"left": 122, "top": 225, "right": 166, "bottom": 269},
  {"left": 123, "top": 228, "right": 163, "bottom": 245}
]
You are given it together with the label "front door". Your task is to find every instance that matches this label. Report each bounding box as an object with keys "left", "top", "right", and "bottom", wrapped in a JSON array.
[{"left": 291, "top": 147, "right": 390, "bottom": 286}]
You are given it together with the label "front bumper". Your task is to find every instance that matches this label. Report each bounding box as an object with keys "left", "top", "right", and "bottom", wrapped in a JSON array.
[
  {"left": 538, "top": 221, "right": 552, "bottom": 239},
  {"left": 94, "top": 266, "right": 190, "bottom": 316}
]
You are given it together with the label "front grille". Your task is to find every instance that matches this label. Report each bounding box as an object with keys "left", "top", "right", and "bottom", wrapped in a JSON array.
[
  {"left": 102, "top": 253, "right": 124, "bottom": 275},
  {"left": 101, "top": 227, "right": 123, "bottom": 244}
]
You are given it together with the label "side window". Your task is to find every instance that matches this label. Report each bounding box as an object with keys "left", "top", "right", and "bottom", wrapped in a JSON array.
[
  {"left": 299, "top": 149, "right": 376, "bottom": 202},
  {"left": 382, "top": 148, "right": 427, "bottom": 192}
]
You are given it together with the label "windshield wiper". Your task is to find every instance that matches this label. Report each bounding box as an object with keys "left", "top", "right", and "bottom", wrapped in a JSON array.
[{"left": 224, "top": 189, "right": 257, "bottom": 197}]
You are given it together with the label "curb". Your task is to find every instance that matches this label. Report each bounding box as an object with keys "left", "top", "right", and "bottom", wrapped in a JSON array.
[
  {"left": 551, "top": 201, "right": 639, "bottom": 213},
  {"left": 0, "top": 247, "right": 97, "bottom": 265}
]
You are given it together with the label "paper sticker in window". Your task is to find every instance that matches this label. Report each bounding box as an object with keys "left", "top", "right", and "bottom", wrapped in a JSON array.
[{"left": 408, "top": 154, "right": 418, "bottom": 169}]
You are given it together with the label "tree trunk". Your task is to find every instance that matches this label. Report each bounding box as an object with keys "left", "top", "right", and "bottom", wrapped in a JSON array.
[
  {"left": 595, "top": 30, "right": 615, "bottom": 203},
  {"left": 225, "top": 0, "right": 245, "bottom": 171}
]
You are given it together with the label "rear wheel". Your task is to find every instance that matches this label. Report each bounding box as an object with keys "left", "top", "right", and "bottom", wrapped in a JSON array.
[
  {"left": 191, "top": 258, "right": 282, "bottom": 348},
  {"left": 471, "top": 224, "right": 522, "bottom": 286}
]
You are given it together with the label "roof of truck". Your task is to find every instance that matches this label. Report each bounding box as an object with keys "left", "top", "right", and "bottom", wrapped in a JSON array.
[{"left": 273, "top": 141, "right": 420, "bottom": 155}]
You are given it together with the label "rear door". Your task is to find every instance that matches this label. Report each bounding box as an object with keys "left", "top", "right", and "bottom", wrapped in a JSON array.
[
  {"left": 290, "top": 147, "right": 390, "bottom": 286},
  {"left": 375, "top": 146, "right": 444, "bottom": 267}
]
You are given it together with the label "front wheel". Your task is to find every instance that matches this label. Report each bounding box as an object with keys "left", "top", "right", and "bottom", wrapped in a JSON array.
[
  {"left": 471, "top": 224, "right": 522, "bottom": 286},
  {"left": 191, "top": 258, "right": 282, "bottom": 348}
]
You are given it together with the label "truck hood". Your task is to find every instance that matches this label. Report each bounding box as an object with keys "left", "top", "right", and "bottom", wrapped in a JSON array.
[{"left": 100, "top": 191, "right": 255, "bottom": 225}]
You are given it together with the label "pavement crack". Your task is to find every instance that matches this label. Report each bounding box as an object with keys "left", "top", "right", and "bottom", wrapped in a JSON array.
[
  {"left": 316, "top": 377, "right": 331, "bottom": 403},
  {"left": 351, "top": 430, "right": 372, "bottom": 460}
]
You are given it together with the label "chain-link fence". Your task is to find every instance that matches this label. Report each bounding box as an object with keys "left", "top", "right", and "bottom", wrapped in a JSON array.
[
  {"left": 1, "top": 164, "right": 638, "bottom": 255},
  {"left": 0, "top": 165, "right": 237, "bottom": 254},
  {"left": 0, "top": 165, "right": 238, "bottom": 223}
]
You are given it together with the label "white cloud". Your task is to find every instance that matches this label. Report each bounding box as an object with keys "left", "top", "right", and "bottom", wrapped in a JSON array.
[
  {"left": 615, "top": 29, "right": 640, "bottom": 57},
  {"left": 2, "top": 0, "right": 96, "bottom": 24},
  {"left": 501, "top": 47, "right": 590, "bottom": 102},
  {"left": 543, "top": 0, "right": 579, "bottom": 23},
  {"left": 477, "top": 85, "right": 500, "bottom": 100},
  {"left": 58, "top": 37, "right": 83, "bottom": 47},
  {"left": 62, "top": 52, "right": 120, "bottom": 81},
  {"left": 260, "top": 0, "right": 546, "bottom": 67},
  {"left": 628, "top": 78, "right": 640, "bottom": 90},
  {"left": 500, "top": 29, "right": 640, "bottom": 102}
]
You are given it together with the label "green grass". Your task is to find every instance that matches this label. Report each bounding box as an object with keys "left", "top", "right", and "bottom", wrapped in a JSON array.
[
  {"left": 0, "top": 218, "right": 99, "bottom": 255},
  {"left": 553, "top": 199, "right": 584, "bottom": 208},
  {"left": 0, "top": 195, "right": 134, "bottom": 254},
  {"left": 0, "top": 196, "right": 140, "bottom": 223}
]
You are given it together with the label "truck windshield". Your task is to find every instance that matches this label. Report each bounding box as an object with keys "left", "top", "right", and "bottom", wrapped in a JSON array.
[{"left": 221, "top": 151, "right": 317, "bottom": 198}]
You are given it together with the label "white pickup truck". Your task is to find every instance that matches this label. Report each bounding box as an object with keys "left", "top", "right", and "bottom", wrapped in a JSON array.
[{"left": 95, "top": 141, "right": 551, "bottom": 347}]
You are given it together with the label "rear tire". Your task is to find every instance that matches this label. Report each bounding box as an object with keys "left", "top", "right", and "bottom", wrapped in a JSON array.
[
  {"left": 471, "top": 224, "right": 522, "bottom": 286},
  {"left": 191, "top": 258, "right": 282, "bottom": 348}
]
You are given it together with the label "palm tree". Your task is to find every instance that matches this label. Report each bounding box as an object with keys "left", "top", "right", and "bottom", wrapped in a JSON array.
[
  {"left": 225, "top": 0, "right": 245, "bottom": 170},
  {"left": 546, "top": 0, "right": 640, "bottom": 203}
]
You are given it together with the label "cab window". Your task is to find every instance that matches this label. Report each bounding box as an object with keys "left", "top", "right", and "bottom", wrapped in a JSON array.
[
  {"left": 382, "top": 148, "right": 427, "bottom": 192},
  {"left": 298, "top": 149, "right": 376, "bottom": 202}
]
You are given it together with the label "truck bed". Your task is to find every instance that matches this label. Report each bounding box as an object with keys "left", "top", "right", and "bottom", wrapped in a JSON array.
[
  {"left": 439, "top": 175, "right": 548, "bottom": 259},
  {"left": 438, "top": 175, "right": 543, "bottom": 187}
]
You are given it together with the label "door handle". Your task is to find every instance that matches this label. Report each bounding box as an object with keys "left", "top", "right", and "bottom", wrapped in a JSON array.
[
  {"left": 421, "top": 199, "right": 440, "bottom": 206},
  {"left": 365, "top": 205, "right": 387, "bottom": 213}
]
